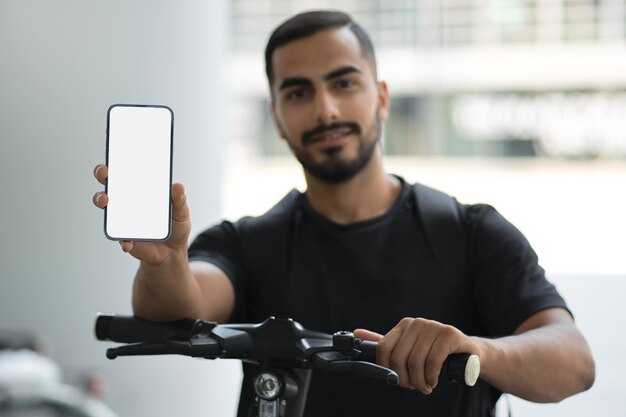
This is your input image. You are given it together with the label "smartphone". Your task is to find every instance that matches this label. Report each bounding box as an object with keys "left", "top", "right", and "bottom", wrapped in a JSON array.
[{"left": 104, "top": 104, "right": 174, "bottom": 241}]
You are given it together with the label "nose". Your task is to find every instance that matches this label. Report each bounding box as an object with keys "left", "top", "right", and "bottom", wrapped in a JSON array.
[{"left": 313, "top": 89, "right": 339, "bottom": 125}]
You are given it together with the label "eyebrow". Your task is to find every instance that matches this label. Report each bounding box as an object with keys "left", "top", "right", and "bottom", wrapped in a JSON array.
[
  {"left": 323, "top": 65, "right": 361, "bottom": 81},
  {"left": 279, "top": 77, "right": 312, "bottom": 91},
  {"left": 278, "top": 65, "right": 363, "bottom": 91}
]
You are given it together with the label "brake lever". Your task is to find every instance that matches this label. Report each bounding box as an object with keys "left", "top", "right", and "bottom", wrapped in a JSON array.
[
  {"left": 310, "top": 351, "right": 399, "bottom": 385},
  {"left": 106, "top": 341, "right": 192, "bottom": 359},
  {"left": 106, "top": 336, "right": 224, "bottom": 360}
]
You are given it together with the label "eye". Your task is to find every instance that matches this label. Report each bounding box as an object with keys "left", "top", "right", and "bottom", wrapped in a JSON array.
[
  {"left": 334, "top": 79, "right": 355, "bottom": 89},
  {"left": 285, "top": 88, "right": 309, "bottom": 101}
]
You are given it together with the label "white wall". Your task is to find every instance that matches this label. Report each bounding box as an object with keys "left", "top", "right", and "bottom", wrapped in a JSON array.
[{"left": 0, "top": 1, "right": 241, "bottom": 416}]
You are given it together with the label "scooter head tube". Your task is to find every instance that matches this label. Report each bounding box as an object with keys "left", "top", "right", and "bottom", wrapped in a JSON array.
[{"left": 222, "top": 318, "right": 332, "bottom": 368}]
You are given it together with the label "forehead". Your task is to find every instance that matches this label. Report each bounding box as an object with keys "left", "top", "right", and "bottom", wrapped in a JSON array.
[{"left": 271, "top": 26, "right": 372, "bottom": 83}]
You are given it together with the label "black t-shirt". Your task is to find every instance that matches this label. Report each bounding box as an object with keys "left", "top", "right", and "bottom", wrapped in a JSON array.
[{"left": 188, "top": 179, "right": 568, "bottom": 417}]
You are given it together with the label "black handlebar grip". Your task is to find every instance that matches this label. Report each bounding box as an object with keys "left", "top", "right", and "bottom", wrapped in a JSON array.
[
  {"left": 94, "top": 313, "right": 197, "bottom": 343},
  {"left": 356, "top": 340, "right": 480, "bottom": 387},
  {"left": 358, "top": 340, "right": 378, "bottom": 362}
]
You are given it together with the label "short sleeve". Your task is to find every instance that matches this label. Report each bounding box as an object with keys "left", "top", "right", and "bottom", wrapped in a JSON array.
[
  {"left": 468, "top": 205, "right": 570, "bottom": 336},
  {"left": 188, "top": 221, "right": 246, "bottom": 322}
]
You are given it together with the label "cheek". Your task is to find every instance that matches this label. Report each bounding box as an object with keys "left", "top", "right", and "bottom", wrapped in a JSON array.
[
  {"left": 344, "top": 103, "right": 378, "bottom": 130},
  {"left": 276, "top": 110, "right": 305, "bottom": 141},
  {"left": 343, "top": 90, "right": 379, "bottom": 121}
]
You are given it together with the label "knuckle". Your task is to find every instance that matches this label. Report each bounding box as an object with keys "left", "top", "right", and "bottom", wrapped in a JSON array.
[
  {"left": 407, "top": 353, "right": 422, "bottom": 371},
  {"left": 389, "top": 353, "right": 404, "bottom": 370},
  {"left": 399, "top": 317, "right": 414, "bottom": 327},
  {"left": 410, "top": 318, "right": 428, "bottom": 331},
  {"left": 440, "top": 324, "right": 457, "bottom": 338},
  {"left": 425, "top": 355, "right": 441, "bottom": 371},
  {"left": 377, "top": 339, "right": 391, "bottom": 354},
  {"left": 445, "top": 323, "right": 458, "bottom": 333}
]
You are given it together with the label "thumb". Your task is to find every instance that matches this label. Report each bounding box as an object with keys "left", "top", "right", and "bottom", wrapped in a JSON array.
[
  {"left": 353, "top": 328, "right": 384, "bottom": 342},
  {"left": 171, "top": 182, "right": 190, "bottom": 222}
]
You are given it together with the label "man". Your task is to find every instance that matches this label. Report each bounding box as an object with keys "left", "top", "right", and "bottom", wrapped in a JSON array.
[{"left": 92, "top": 10, "right": 594, "bottom": 417}]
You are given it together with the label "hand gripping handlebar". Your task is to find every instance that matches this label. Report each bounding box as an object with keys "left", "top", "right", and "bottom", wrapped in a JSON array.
[{"left": 94, "top": 313, "right": 480, "bottom": 387}]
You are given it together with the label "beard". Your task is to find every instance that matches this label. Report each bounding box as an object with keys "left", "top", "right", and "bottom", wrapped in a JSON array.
[{"left": 290, "top": 112, "right": 382, "bottom": 184}]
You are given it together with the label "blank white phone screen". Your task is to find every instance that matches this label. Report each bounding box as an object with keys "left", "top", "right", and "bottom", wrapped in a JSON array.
[{"left": 105, "top": 105, "right": 173, "bottom": 241}]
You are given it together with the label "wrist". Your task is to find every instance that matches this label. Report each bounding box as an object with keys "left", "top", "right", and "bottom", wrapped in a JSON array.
[
  {"left": 470, "top": 336, "right": 504, "bottom": 384},
  {"left": 141, "top": 247, "right": 189, "bottom": 269}
]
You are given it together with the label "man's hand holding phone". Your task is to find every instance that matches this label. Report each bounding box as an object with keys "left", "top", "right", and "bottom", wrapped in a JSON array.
[{"left": 92, "top": 164, "right": 191, "bottom": 264}]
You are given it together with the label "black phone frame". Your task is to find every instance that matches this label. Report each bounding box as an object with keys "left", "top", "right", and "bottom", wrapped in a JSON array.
[{"left": 104, "top": 103, "right": 174, "bottom": 242}]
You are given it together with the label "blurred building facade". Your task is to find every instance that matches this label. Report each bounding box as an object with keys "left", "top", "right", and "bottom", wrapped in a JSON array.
[{"left": 229, "top": 0, "right": 626, "bottom": 159}]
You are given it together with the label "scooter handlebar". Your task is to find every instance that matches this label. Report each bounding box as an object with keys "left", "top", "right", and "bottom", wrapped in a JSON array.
[{"left": 94, "top": 314, "right": 479, "bottom": 387}]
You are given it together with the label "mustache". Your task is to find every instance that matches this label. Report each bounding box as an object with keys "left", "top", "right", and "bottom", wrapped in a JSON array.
[{"left": 301, "top": 122, "right": 361, "bottom": 145}]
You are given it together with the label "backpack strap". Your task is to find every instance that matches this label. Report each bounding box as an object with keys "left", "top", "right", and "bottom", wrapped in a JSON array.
[{"left": 413, "top": 183, "right": 468, "bottom": 283}]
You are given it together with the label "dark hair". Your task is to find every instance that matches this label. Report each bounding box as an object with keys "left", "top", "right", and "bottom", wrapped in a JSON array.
[{"left": 264, "top": 10, "right": 377, "bottom": 88}]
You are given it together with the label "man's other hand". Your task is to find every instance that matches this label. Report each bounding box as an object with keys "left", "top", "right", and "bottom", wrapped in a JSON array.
[{"left": 354, "top": 318, "right": 481, "bottom": 394}]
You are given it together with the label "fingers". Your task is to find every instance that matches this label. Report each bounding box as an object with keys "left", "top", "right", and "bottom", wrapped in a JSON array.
[
  {"left": 353, "top": 329, "right": 384, "bottom": 342},
  {"left": 171, "top": 182, "right": 190, "bottom": 223},
  {"left": 424, "top": 328, "right": 457, "bottom": 390},
  {"left": 93, "top": 191, "right": 109, "bottom": 209},
  {"left": 377, "top": 318, "right": 466, "bottom": 394},
  {"left": 406, "top": 323, "right": 440, "bottom": 393},
  {"left": 93, "top": 164, "right": 108, "bottom": 209},
  {"left": 93, "top": 164, "right": 108, "bottom": 185},
  {"left": 387, "top": 319, "right": 435, "bottom": 393},
  {"left": 119, "top": 240, "right": 134, "bottom": 252},
  {"left": 377, "top": 318, "right": 412, "bottom": 387},
  {"left": 93, "top": 163, "right": 134, "bottom": 253}
]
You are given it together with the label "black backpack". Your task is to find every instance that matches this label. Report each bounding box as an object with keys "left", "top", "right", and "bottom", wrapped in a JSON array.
[{"left": 412, "top": 183, "right": 468, "bottom": 284}]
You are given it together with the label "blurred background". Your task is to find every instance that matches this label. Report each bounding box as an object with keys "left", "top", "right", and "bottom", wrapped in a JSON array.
[{"left": 1, "top": 0, "right": 624, "bottom": 416}]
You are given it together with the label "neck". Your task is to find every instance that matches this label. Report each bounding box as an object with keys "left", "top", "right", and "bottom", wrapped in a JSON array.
[{"left": 303, "top": 149, "right": 401, "bottom": 225}]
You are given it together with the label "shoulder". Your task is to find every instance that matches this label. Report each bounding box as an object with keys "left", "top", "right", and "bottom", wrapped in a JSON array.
[
  {"left": 189, "top": 189, "right": 303, "bottom": 265},
  {"left": 409, "top": 180, "right": 531, "bottom": 252},
  {"left": 409, "top": 181, "right": 521, "bottom": 236},
  {"left": 192, "top": 189, "right": 302, "bottom": 244},
  {"left": 459, "top": 203, "right": 540, "bottom": 282},
  {"left": 462, "top": 203, "right": 529, "bottom": 248},
  {"left": 234, "top": 189, "right": 303, "bottom": 236}
]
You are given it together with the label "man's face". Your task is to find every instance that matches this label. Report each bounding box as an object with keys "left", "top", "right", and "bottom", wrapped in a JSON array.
[{"left": 270, "top": 26, "right": 389, "bottom": 183}]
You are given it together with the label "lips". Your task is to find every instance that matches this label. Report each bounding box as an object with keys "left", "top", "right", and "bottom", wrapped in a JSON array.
[
  {"left": 310, "top": 127, "right": 353, "bottom": 144},
  {"left": 301, "top": 122, "right": 361, "bottom": 146}
]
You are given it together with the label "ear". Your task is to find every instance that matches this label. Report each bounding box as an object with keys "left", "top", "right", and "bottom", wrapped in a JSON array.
[
  {"left": 271, "top": 101, "right": 288, "bottom": 140},
  {"left": 376, "top": 81, "right": 390, "bottom": 122}
]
